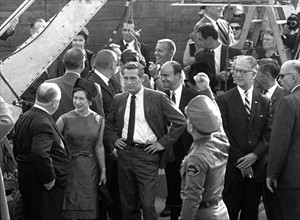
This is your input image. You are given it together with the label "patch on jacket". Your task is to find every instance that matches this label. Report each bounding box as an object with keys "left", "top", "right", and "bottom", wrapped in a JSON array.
[{"left": 187, "top": 162, "right": 200, "bottom": 176}]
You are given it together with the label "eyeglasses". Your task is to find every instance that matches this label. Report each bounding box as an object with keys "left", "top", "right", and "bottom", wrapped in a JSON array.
[
  {"left": 277, "top": 73, "right": 294, "bottom": 79},
  {"left": 230, "top": 26, "right": 241, "bottom": 30},
  {"left": 232, "top": 67, "right": 255, "bottom": 74}
]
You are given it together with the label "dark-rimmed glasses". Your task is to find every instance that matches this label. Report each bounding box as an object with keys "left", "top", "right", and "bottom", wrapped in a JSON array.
[{"left": 277, "top": 73, "right": 294, "bottom": 79}]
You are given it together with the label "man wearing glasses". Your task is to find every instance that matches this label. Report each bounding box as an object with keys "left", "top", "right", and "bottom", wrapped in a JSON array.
[
  {"left": 266, "top": 60, "right": 300, "bottom": 219},
  {"left": 216, "top": 55, "right": 272, "bottom": 220}
]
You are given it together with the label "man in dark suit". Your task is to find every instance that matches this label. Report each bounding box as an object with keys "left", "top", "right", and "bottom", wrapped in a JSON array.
[
  {"left": 255, "top": 60, "right": 288, "bottom": 116},
  {"left": 46, "top": 48, "right": 104, "bottom": 121},
  {"left": 13, "top": 82, "right": 69, "bottom": 220},
  {"left": 216, "top": 55, "right": 272, "bottom": 220},
  {"left": 192, "top": 6, "right": 236, "bottom": 51},
  {"left": 160, "top": 61, "right": 212, "bottom": 219},
  {"left": 266, "top": 60, "right": 300, "bottom": 220},
  {"left": 194, "top": 23, "right": 242, "bottom": 95},
  {"left": 106, "top": 62, "right": 186, "bottom": 220},
  {"left": 87, "top": 49, "right": 122, "bottom": 220},
  {"left": 118, "top": 20, "right": 151, "bottom": 76},
  {"left": 254, "top": 59, "right": 287, "bottom": 220},
  {"left": 0, "top": 18, "right": 19, "bottom": 41}
]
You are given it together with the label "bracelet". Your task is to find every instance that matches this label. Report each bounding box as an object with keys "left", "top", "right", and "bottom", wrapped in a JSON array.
[{"left": 154, "top": 76, "right": 160, "bottom": 82}]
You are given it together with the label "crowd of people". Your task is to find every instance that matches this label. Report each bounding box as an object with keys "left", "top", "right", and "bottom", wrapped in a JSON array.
[{"left": 0, "top": 4, "right": 300, "bottom": 220}]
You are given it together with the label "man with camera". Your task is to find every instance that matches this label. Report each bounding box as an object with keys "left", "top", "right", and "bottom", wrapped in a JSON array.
[{"left": 282, "top": 12, "right": 300, "bottom": 59}]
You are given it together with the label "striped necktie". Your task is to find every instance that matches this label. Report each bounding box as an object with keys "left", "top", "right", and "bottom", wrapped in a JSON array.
[
  {"left": 216, "top": 20, "right": 229, "bottom": 45},
  {"left": 171, "top": 91, "right": 176, "bottom": 104},
  {"left": 244, "top": 90, "right": 251, "bottom": 120}
]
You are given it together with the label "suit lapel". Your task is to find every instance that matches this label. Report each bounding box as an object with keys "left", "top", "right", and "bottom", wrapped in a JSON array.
[
  {"left": 179, "top": 87, "right": 189, "bottom": 113},
  {"left": 143, "top": 88, "right": 151, "bottom": 119},
  {"left": 118, "top": 92, "right": 129, "bottom": 129},
  {"left": 232, "top": 88, "right": 249, "bottom": 120},
  {"left": 249, "top": 90, "right": 259, "bottom": 125},
  {"left": 220, "top": 44, "right": 227, "bottom": 71}
]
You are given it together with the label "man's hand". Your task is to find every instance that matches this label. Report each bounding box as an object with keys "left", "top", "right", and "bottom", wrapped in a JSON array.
[
  {"left": 240, "top": 166, "right": 254, "bottom": 179},
  {"left": 144, "top": 141, "right": 164, "bottom": 154},
  {"left": 148, "top": 62, "right": 159, "bottom": 79},
  {"left": 44, "top": 179, "right": 55, "bottom": 190},
  {"left": 193, "top": 72, "right": 210, "bottom": 91},
  {"left": 114, "top": 138, "right": 127, "bottom": 150},
  {"left": 237, "top": 153, "right": 258, "bottom": 169},
  {"left": 266, "top": 177, "right": 277, "bottom": 193}
]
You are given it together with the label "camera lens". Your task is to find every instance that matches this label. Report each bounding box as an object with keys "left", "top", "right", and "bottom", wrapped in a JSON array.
[{"left": 287, "top": 20, "right": 298, "bottom": 27}]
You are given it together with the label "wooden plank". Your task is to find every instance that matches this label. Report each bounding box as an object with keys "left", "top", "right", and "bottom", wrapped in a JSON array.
[{"left": 266, "top": 7, "right": 288, "bottom": 63}]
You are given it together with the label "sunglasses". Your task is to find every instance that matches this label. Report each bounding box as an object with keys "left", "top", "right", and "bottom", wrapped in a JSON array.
[{"left": 230, "top": 26, "right": 241, "bottom": 30}]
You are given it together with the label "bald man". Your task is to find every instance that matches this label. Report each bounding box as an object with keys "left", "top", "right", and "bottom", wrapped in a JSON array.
[
  {"left": 87, "top": 49, "right": 122, "bottom": 220},
  {"left": 13, "top": 82, "right": 69, "bottom": 220}
]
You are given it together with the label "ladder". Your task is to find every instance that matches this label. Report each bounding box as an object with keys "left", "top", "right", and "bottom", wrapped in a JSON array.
[
  {"left": 235, "top": 6, "right": 289, "bottom": 63},
  {"left": 0, "top": 0, "right": 36, "bottom": 37},
  {"left": 0, "top": 0, "right": 107, "bottom": 104}
]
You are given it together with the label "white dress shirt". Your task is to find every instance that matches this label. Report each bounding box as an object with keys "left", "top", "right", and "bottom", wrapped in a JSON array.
[
  {"left": 237, "top": 85, "right": 254, "bottom": 108},
  {"left": 170, "top": 84, "right": 183, "bottom": 109},
  {"left": 94, "top": 69, "right": 109, "bottom": 86},
  {"left": 122, "top": 86, "right": 157, "bottom": 144}
]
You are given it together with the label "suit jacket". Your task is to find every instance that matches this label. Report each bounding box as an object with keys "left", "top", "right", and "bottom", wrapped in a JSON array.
[
  {"left": 106, "top": 87, "right": 186, "bottom": 168},
  {"left": 216, "top": 87, "right": 272, "bottom": 182},
  {"left": 192, "top": 16, "right": 235, "bottom": 49},
  {"left": 165, "top": 87, "right": 213, "bottom": 161},
  {"left": 267, "top": 86, "right": 300, "bottom": 189},
  {"left": 194, "top": 44, "right": 242, "bottom": 92},
  {"left": 87, "top": 70, "right": 120, "bottom": 154},
  {"left": 118, "top": 39, "right": 151, "bottom": 75},
  {"left": 269, "top": 85, "right": 288, "bottom": 116},
  {"left": 46, "top": 72, "right": 80, "bottom": 121},
  {"left": 0, "top": 30, "right": 13, "bottom": 41},
  {"left": 13, "top": 107, "right": 69, "bottom": 187}
]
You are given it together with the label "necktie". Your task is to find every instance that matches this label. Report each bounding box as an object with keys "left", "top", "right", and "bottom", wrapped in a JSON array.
[
  {"left": 125, "top": 43, "right": 129, "bottom": 49},
  {"left": 171, "top": 91, "right": 176, "bottom": 104},
  {"left": 127, "top": 95, "right": 136, "bottom": 145},
  {"left": 244, "top": 90, "right": 251, "bottom": 120},
  {"left": 262, "top": 89, "right": 268, "bottom": 95},
  {"left": 108, "top": 79, "right": 114, "bottom": 93},
  {"left": 216, "top": 20, "right": 229, "bottom": 45}
]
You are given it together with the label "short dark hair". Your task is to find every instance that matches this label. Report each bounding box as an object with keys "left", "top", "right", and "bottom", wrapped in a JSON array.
[
  {"left": 63, "top": 48, "right": 84, "bottom": 70},
  {"left": 168, "top": 61, "right": 182, "bottom": 77},
  {"left": 229, "top": 17, "right": 243, "bottom": 27},
  {"left": 197, "top": 23, "right": 219, "bottom": 40},
  {"left": 77, "top": 27, "right": 89, "bottom": 42},
  {"left": 72, "top": 87, "right": 93, "bottom": 102},
  {"left": 123, "top": 62, "right": 144, "bottom": 78},
  {"left": 259, "top": 63, "right": 280, "bottom": 79}
]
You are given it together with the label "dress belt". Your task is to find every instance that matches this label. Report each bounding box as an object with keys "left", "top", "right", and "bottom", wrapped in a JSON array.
[
  {"left": 127, "top": 142, "right": 152, "bottom": 149},
  {"left": 198, "top": 197, "right": 222, "bottom": 209}
]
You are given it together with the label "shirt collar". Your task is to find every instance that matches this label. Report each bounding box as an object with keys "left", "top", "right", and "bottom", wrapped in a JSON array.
[
  {"left": 291, "top": 84, "right": 300, "bottom": 93},
  {"left": 266, "top": 83, "right": 278, "bottom": 97},
  {"left": 204, "top": 14, "right": 217, "bottom": 26},
  {"left": 171, "top": 84, "right": 183, "bottom": 97},
  {"left": 33, "top": 103, "right": 50, "bottom": 114},
  {"left": 237, "top": 85, "right": 254, "bottom": 96},
  {"left": 65, "top": 71, "right": 81, "bottom": 77},
  {"left": 213, "top": 42, "right": 222, "bottom": 53},
  {"left": 94, "top": 69, "right": 110, "bottom": 86},
  {"left": 130, "top": 86, "right": 144, "bottom": 100},
  {"left": 123, "top": 39, "right": 134, "bottom": 47}
]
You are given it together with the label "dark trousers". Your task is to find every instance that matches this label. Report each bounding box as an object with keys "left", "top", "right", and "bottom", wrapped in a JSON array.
[
  {"left": 118, "top": 146, "right": 159, "bottom": 220},
  {"left": 277, "top": 188, "right": 300, "bottom": 220},
  {"left": 104, "top": 158, "right": 122, "bottom": 220},
  {"left": 20, "top": 180, "right": 64, "bottom": 220},
  {"left": 165, "top": 144, "right": 185, "bottom": 220},
  {"left": 223, "top": 180, "right": 263, "bottom": 220},
  {"left": 262, "top": 183, "right": 284, "bottom": 220}
]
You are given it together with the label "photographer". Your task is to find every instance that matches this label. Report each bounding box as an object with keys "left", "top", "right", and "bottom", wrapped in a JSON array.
[{"left": 282, "top": 12, "right": 300, "bottom": 59}]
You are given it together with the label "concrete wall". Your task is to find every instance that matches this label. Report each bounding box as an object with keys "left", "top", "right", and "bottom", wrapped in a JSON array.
[{"left": 0, "top": 0, "right": 200, "bottom": 64}]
